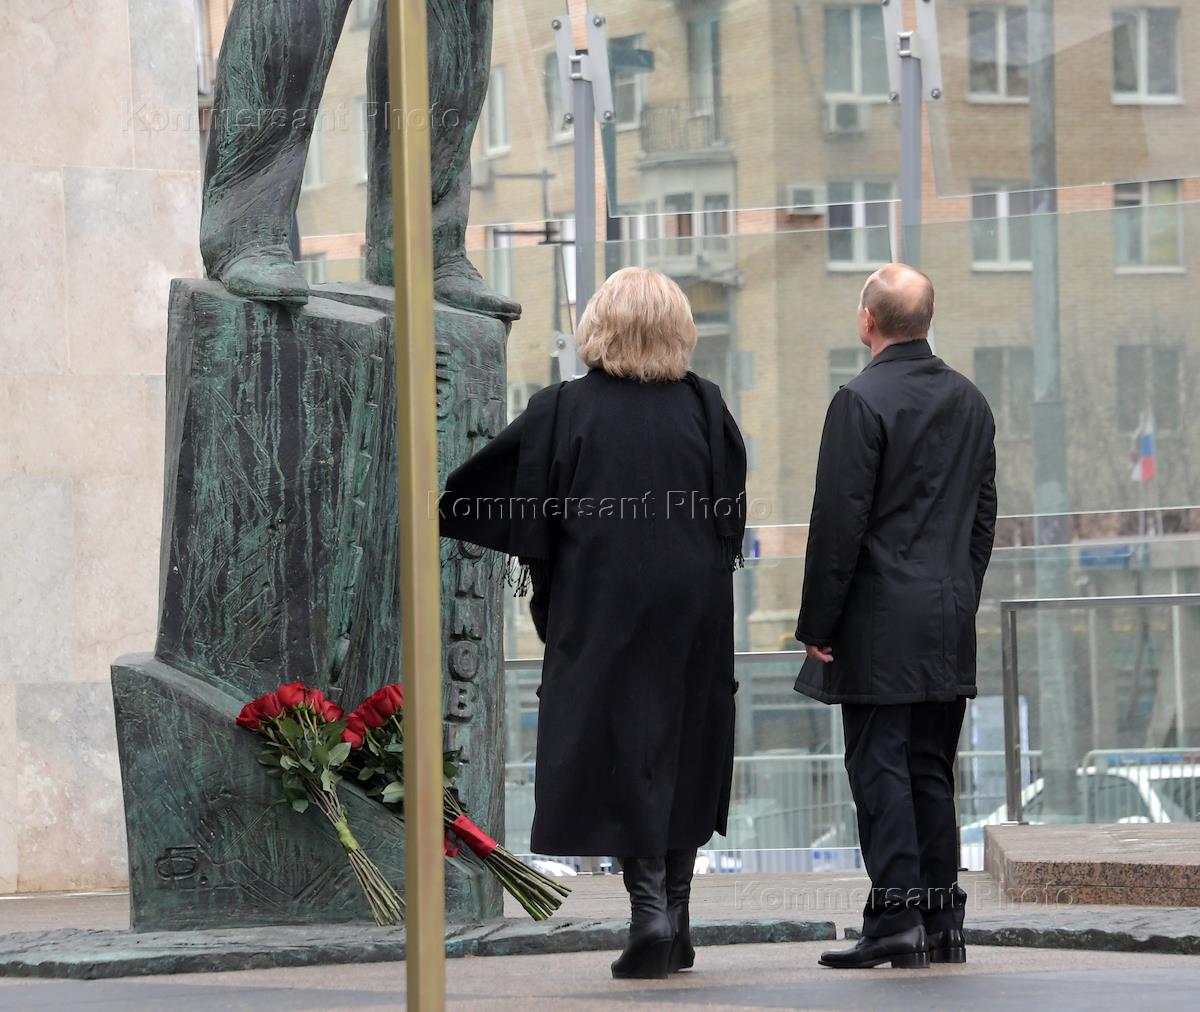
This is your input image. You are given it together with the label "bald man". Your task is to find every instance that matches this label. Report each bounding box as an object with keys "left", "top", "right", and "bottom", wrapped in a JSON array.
[{"left": 794, "top": 264, "right": 997, "bottom": 969}]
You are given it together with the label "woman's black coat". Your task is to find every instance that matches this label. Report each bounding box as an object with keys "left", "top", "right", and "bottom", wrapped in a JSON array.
[{"left": 441, "top": 370, "right": 746, "bottom": 856}]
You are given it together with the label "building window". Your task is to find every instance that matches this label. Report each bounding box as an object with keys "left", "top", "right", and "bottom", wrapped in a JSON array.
[
  {"left": 967, "top": 5, "right": 1029, "bottom": 101},
  {"left": 702, "top": 195, "right": 731, "bottom": 254},
  {"left": 971, "top": 184, "right": 1032, "bottom": 269},
  {"left": 486, "top": 227, "right": 514, "bottom": 300},
  {"left": 974, "top": 347, "right": 1033, "bottom": 435},
  {"left": 617, "top": 204, "right": 661, "bottom": 267},
  {"left": 828, "top": 347, "right": 870, "bottom": 398},
  {"left": 1117, "top": 345, "right": 1182, "bottom": 433},
  {"left": 1114, "top": 180, "right": 1182, "bottom": 270},
  {"left": 483, "top": 66, "right": 510, "bottom": 155},
  {"left": 555, "top": 216, "right": 577, "bottom": 305},
  {"left": 195, "top": 0, "right": 213, "bottom": 95},
  {"left": 611, "top": 35, "right": 647, "bottom": 128},
  {"left": 688, "top": 17, "right": 721, "bottom": 116},
  {"left": 827, "top": 181, "right": 893, "bottom": 269},
  {"left": 664, "top": 194, "right": 696, "bottom": 257},
  {"left": 544, "top": 54, "right": 572, "bottom": 144},
  {"left": 824, "top": 4, "right": 889, "bottom": 99},
  {"left": 1113, "top": 8, "right": 1180, "bottom": 102},
  {"left": 356, "top": 95, "right": 371, "bottom": 181},
  {"left": 300, "top": 253, "right": 328, "bottom": 286},
  {"left": 356, "top": 0, "right": 378, "bottom": 29},
  {"left": 302, "top": 132, "right": 324, "bottom": 191}
]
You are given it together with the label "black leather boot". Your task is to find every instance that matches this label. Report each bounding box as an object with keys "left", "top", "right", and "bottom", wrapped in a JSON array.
[
  {"left": 927, "top": 928, "right": 967, "bottom": 963},
  {"left": 818, "top": 925, "right": 930, "bottom": 969},
  {"left": 611, "top": 857, "right": 673, "bottom": 980},
  {"left": 666, "top": 849, "right": 697, "bottom": 972}
]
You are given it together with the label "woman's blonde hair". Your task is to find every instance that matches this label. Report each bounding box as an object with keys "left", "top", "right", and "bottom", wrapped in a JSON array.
[{"left": 576, "top": 267, "right": 698, "bottom": 382}]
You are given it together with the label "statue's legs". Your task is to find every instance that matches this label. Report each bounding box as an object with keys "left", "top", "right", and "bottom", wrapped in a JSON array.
[
  {"left": 365, "top": 0, "right": 520, "bottom": 321},
  {"left": 200, "top": 0, "right": 352, "bottom": 304}
]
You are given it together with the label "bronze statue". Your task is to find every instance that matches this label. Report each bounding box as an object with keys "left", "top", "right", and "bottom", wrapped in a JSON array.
[{"left": 200, "top": 0, "right": 519, "bottom": 321}]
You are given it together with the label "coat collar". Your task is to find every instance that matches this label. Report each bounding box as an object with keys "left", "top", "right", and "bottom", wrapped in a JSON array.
[{"left": 864, "top": 338, "right": 934, "bottom": 370}]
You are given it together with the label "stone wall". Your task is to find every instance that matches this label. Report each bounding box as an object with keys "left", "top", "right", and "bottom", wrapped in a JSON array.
[{"left": 0, "top": 0, "right": 201, "bottom": 892}]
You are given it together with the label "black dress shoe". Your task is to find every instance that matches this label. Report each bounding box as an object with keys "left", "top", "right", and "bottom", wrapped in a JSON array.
[
  {"left": 927, "top": 928, "right": 967, "bottom": 963},
  {"left": 819, "top": 925, "right": 930, "bottom": 969},
  {"left": 611, "top": 857, "right": 674, "bottom": 980}
]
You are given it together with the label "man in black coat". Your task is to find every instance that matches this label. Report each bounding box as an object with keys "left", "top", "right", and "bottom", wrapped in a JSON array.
[{"left": 794, "top": 263, "right": 997, "bottom": 969}]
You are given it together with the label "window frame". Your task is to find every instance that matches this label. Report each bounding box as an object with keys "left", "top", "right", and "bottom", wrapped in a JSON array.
[
  {"left": 966, "top": 4, "right": 1031, "bottom": 105},
  {"left": 483, "top": 65, "right": 511, "bottom": 157},
  {"left": 823, "top": 3, "right": 890, "bottom": 103},
  {"left": 611, "top": 34, "right": 648, "bottom": 131},
  {"left": 826, "top": 179, "right": 896, "bottom": 271},
  {"left": 355, "top": 94, "right": 371, "bottom": 183},
  {"left": 971, "top": 183, "right": 1033, "bottom": 271},
  {"left": 1115, "top": 343, "right": 1183, "bottom": 435},
  {"left": 544, "top": 53, "right": 573, "bottom": 146},
  {"left": 486, "top": 226, "right": 515, "bottom": 301},
  {"left": 1113, "top": 179, "right": 1184, "bottom": 274},
  {"left": 828, "top": 346, "right": 871, "bottom": 399},
  {"left": 1112, "top": 7, "right": 1183, "bottom": 105},
  {"left": 974, "top": 345, "right": 1034, "bottom": 437},
  {"left": 302, "top": 130, "right": 324, "bottom": 192}
]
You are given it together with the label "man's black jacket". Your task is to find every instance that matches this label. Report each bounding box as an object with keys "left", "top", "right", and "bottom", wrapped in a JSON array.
[{"left": 794, "top": 339, "right": 997, "bottom": 705}]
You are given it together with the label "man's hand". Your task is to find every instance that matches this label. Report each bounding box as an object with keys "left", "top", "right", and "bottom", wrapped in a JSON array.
[{"left": 806, "top": 643, "right": 834, "bottom": 664}]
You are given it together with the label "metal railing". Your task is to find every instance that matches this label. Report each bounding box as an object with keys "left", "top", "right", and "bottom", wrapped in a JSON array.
[
  {"left": 504, "top": 748, "right": 1044, "bottom": 861},
  {"left": 1000, "top": 593, "right": 1200, "bottom": 821}
]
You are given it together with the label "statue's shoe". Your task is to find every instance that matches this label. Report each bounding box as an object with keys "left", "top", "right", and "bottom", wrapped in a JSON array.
[
  {"left": 434, "top": 256, "right": 522, "bottom": 322},
  {"left": 217, "top": 249, "right": 310, "bottom": 305}
]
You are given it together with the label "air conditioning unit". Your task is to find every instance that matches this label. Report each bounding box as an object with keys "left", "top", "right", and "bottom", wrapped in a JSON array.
[
  {"left": 823, "top": 100, "right": 869, "bottom": 135},
  {"left": 785, "top": 183, "right": 828, "bottom": 218}
]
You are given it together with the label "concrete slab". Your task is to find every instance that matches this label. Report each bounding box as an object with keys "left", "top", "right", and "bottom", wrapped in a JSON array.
[{"left": 986, "top": 824, "right": 1200, "bottom": 905}]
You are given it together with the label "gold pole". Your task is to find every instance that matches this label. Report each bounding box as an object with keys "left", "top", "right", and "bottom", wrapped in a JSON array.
[{"left": 387, "top": 1, "right": 445, "bottom": 1009}]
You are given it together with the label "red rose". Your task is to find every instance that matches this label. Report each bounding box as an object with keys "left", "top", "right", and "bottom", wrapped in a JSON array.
[
  {"left": 235, "top": 700, "right": 262, "bottom": 730},
  {"left": 342, "top": 712, "right": 367, "bottom": 748},
  {"left": 277, "top": 681, "right": 306, "bottom": 709},
  {"left": 383, "top": 684, "right": 404, "bottom": 713},
  {"left": 322, "top": 700, "right": 345, "bottom": 723},
  {"left": 366, "top": 686, "right": 401, "bottom": 723},
  {"left": 257, "top": 692, "right": 284, "bottom": 720},
  {"left": 303, "top": 687, "right": 326, "bottom": 711},
  {"left": 357, "top": 699, "right": 387, "bottom": 730}
]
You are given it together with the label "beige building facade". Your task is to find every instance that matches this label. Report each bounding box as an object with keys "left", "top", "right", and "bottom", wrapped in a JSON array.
[{"left": 1, "top": 0, "right": 202, "bottom": 891}]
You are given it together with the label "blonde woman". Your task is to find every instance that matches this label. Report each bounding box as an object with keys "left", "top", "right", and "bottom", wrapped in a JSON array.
[{"left": 441, "top": 267, "right": 747, "bottom": 979}]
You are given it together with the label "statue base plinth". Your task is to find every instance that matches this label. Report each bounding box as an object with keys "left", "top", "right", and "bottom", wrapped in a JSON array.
[{"left": 112, "top": 280, "right": 509, "bottom": 930}]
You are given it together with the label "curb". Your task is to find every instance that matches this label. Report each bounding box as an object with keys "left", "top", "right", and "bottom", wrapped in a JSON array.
[
  {"left": 0, "top": 917, "right": 836, "bottom": 981},
  {"left": 844, "top": 920, "right": 1200, "bottom": 955}
]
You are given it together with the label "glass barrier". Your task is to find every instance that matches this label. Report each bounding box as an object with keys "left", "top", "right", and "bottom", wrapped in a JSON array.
[
  {"left": 503, "top": 549, "right": 1200, "bottom": 867},
  {"left": 929, "top": 0, "right": 1200, "bottom": 194},
  {"left": 593, "top": 0, "right": 902, "bottom": 217},
  {"left": 501, "top": 199, "right": 1200, "bottom": 528}
]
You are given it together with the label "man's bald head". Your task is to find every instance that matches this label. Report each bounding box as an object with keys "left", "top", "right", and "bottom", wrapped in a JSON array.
[{"left": 859, "top": 263, "right": 935, "bottom": 342}]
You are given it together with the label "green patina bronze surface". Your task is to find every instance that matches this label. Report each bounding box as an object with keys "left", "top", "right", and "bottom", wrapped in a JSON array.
[
  {"left": 113, "top": 281, "right": 508, "bottom": 930},
  {"left": 201, "top": 0, "right": 518, "bottom": 319}
]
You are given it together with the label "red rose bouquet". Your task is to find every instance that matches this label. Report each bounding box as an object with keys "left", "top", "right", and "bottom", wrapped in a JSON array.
[
  {"left": 236, "top": 682, "right": 403, "bottom": 926},
  {"left": 344, "top": 683, "right": 571, "bottom": 921}
]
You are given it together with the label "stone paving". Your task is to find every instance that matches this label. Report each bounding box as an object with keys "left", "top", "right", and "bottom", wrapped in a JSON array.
[
  {"left": 0, "top": 870, "right": 1197, "bottom": 981},
  {"left": 1, "top": 941, "right": 1199, "bottom": 1010}
]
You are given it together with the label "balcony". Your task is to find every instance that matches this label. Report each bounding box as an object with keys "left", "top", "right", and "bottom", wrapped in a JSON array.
[{"left": 639, "top": 98, "right": 733, "bottom": 158}]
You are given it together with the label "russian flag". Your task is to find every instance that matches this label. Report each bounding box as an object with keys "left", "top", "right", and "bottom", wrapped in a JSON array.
[{"left": 1130, "top": 411, "right": 1156, "bottom": 483}]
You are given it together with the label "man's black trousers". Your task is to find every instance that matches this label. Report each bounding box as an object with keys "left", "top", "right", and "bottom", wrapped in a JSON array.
[{"left": 841, "top": 697, "right": 968, "bottom": 938}]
